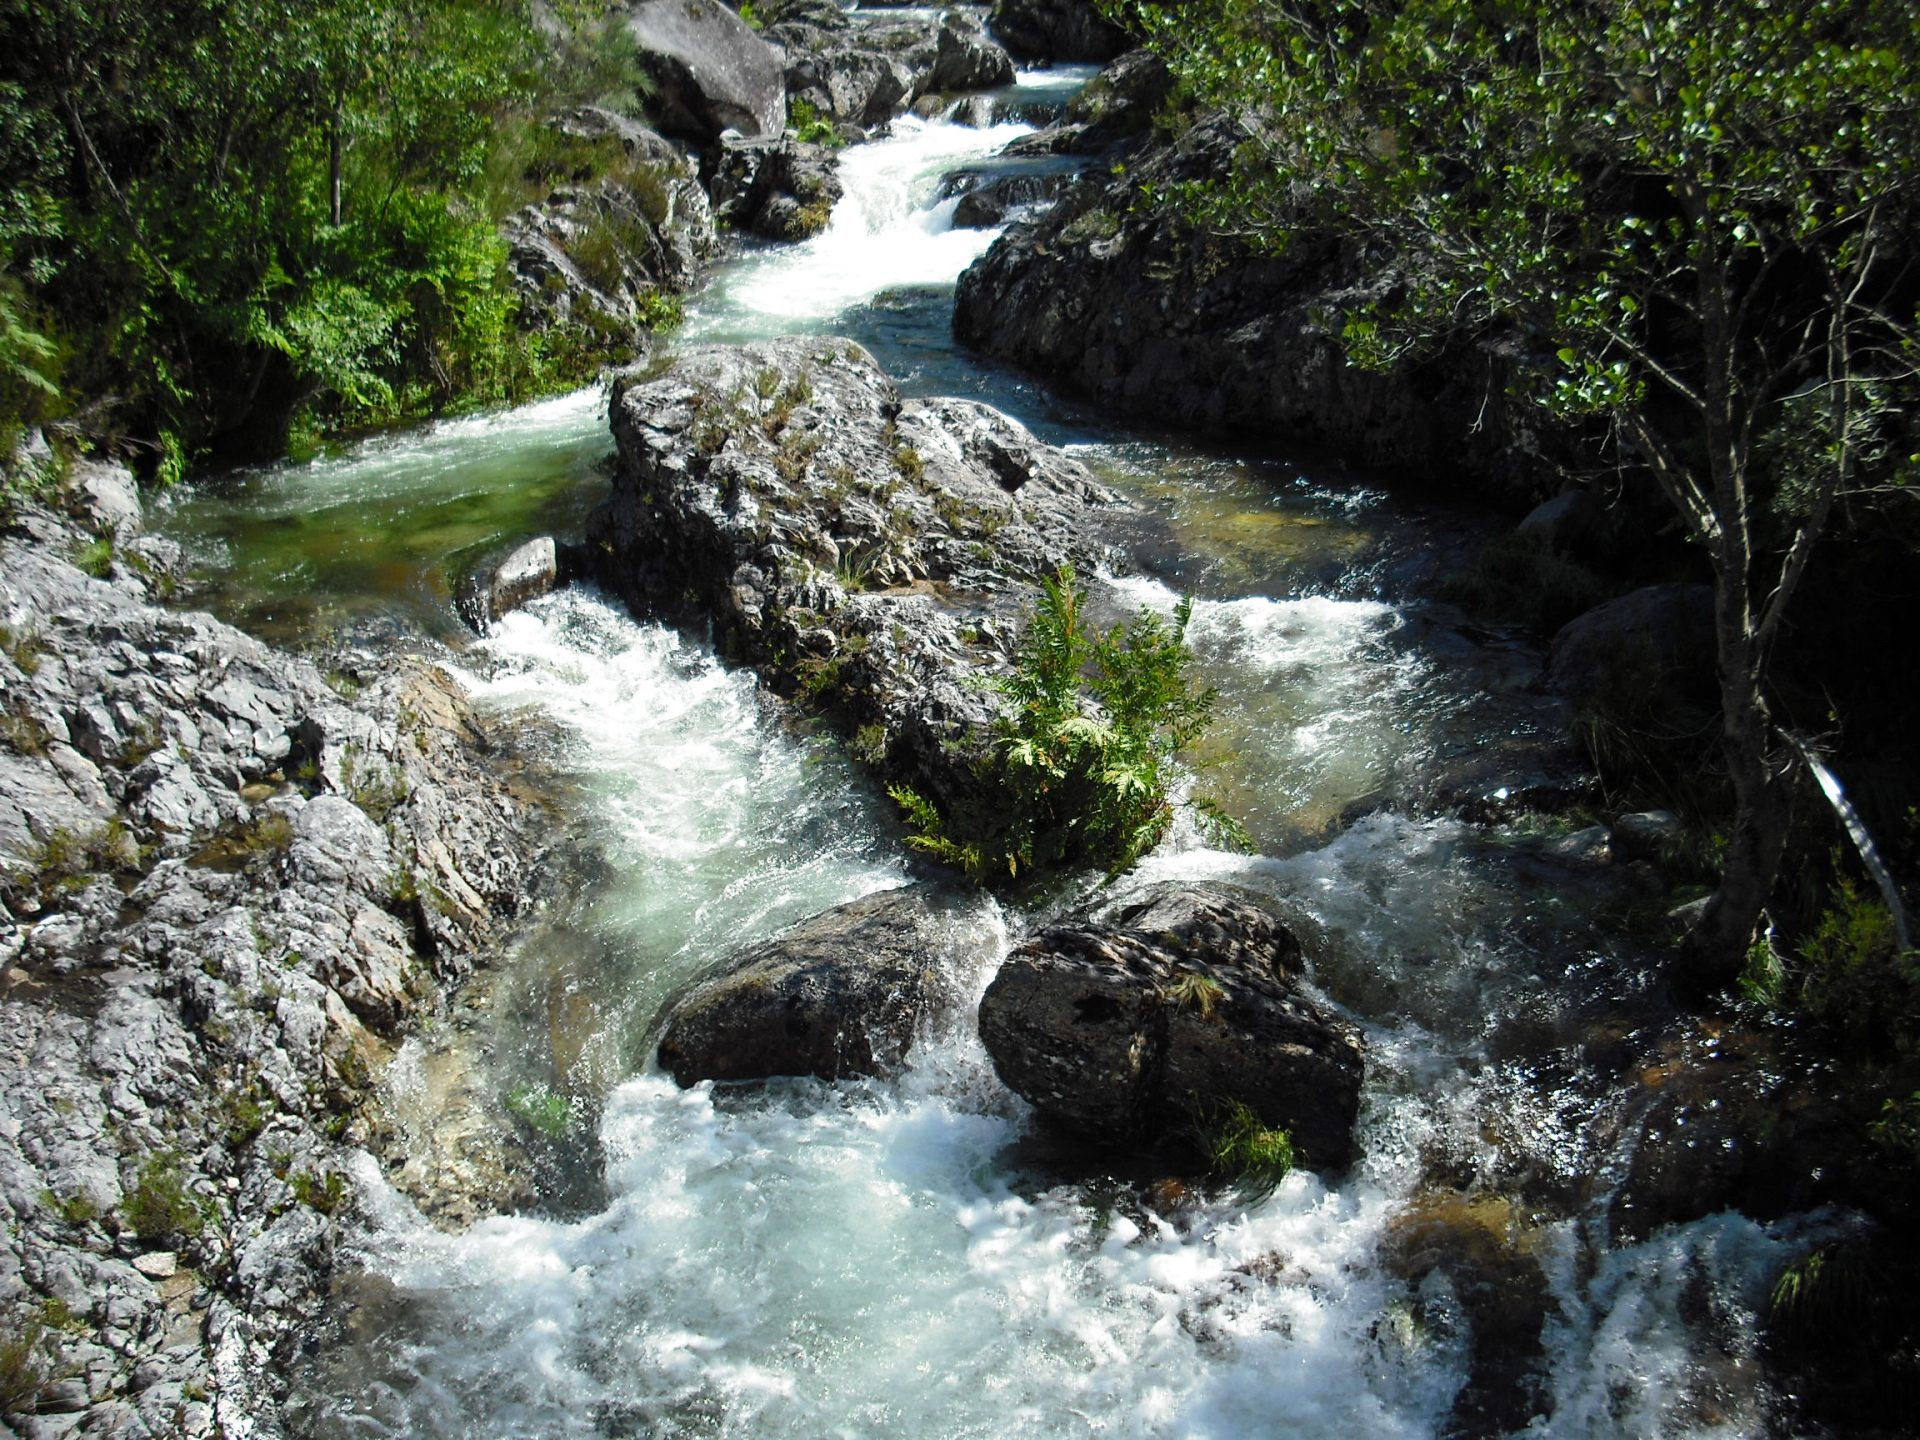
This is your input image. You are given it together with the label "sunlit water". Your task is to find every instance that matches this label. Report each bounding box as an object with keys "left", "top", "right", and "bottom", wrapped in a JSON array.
[{"left": 140, "top": 94, "right": 1816, "bottom": 1440}]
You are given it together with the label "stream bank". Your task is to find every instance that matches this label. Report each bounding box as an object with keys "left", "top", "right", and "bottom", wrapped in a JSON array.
[{"left": 0, "top": 467, "right": 551, "bottom": 1435}]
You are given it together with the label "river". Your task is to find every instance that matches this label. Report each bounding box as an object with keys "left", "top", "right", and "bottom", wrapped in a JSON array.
[{"left": 159, "top": 82, "right": 1816, "bottom": 1440}]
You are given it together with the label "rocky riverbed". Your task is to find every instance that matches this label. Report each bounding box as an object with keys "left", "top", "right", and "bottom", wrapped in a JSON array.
[{"left": 1, "top": 462, "right": 545, "bottom": 1435}]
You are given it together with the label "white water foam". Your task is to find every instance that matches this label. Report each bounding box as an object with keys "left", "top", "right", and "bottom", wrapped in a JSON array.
[{"left": 688, "top": 116, "right": 1037, "bottom": 337}]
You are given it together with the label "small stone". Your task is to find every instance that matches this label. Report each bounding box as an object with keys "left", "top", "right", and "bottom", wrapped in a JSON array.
[{"left": 133, "top": 1252, "right": 178, "bottom": 1279}]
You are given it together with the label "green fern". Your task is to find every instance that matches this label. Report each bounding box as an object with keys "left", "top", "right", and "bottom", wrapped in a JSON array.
[{"left": 889, "top": 565, "right": 1244, "bottom": 885}]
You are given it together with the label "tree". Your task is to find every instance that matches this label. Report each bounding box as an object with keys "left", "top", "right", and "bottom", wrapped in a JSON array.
[
  {"left": 0, "top": 0, "right": 538, "bottom": 462},
  {"left": 1119, "top": 0, "right": 1920, "bottom": 993}
]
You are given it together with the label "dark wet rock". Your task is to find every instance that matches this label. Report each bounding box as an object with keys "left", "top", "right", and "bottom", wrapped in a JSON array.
[
  {"left": 977, "top": 883, "right": 1365, "bottom": 1172},
  {"left": 1544, "top": 583, "right": 1717, "bottom": 714},
  {"left": 944, "top": 168, "right": 1070, "bottom": 228},
  {"left": 707, "top": 134, "right": 844, "bottom": 240},
  {"left": 1608, "top": 809, "right": 1681, "bottom": 866},
  {"left": 626, "top": 0, "right": 788, "bottom": 141},
  {"left": 1380, "top": 1191, "right": 1554, "bottom": 1439},
  {"left": 656, "top": 886, "right": 956, "bottom": 1082},
  {"left": 780, "top": 39, "right": 916, "bottom": 127},
  {"left": 990, "top": 0, "right": 1128, "bottom": 62},
  {"left": 928, "top": 11, "right": 1015, "bottom": 90},
  {"left": 1602, "top": 1026, "right": 1872, "bottom": 1242},
  {"left": 1515, "top": 488, "right": 1608, "bottom": 559},
  {"left": 586, "top": 335, "right": 1123, "bottom": 820},
  {"left": 502, "top": 110, "right": 716, "bottom": 353},
  {"left": 955, "top": 64, "right": 1568, "bottom": 505},
  {"left": 0, "top": 480, "right": 542, "bottom": 1436}
]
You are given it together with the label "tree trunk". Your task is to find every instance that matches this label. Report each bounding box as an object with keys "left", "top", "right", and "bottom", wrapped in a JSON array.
[
  {"left": 1678, "top": 611, "right": 1793, "bottom": 999},
  {"left": 329, "top": 106, "right": 344, "bottom": 228}
]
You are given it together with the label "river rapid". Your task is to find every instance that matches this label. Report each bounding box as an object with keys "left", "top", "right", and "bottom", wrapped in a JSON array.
[{"left": 159, "top": 87, "right": 1818, "bottom": 1440}]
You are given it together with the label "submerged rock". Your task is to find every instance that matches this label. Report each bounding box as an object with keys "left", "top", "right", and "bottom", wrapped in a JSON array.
[
  {"left": 977, "top": 884, "right": 1365, "bottom": 1172},
  {"left": 656, "top": 886, "right": 956, "bottom": 1082}
]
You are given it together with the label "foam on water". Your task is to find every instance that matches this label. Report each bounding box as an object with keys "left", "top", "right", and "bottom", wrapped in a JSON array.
[
  {"left": 1104, "top": 574, "right": 1433, "bottom": 846},
  {"left": 456, "top": 587, "right": 907, "bottom": 1014},
  {"left": 687, "top": 116, "right": 1036, "bottom": 339}
]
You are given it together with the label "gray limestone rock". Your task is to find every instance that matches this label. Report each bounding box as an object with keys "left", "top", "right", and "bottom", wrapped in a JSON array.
[
  {"left": 626, "top": 0, "right": 788, "bottom": 141},
  {"left": 585, "top": 336, "right": 1124, "bottom": 822}
]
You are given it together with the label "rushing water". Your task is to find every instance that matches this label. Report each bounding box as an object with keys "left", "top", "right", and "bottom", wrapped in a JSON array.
[{"left": 157, "top": 79, "right": 1813, "bottom": 1440}]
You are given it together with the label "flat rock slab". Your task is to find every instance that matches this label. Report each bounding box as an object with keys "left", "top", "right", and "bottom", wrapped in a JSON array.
[
  {"left": 979, "top": 883, "right": 1365, "bottom": 1172},
  {"left": 656, "top": 885, "right": 957, "bottom": 1083}
]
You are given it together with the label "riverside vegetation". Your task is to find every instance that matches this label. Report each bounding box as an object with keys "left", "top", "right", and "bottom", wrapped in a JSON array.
[
  {"left": 889, "top": 564, "right": 1245, "bottom": 884},
  {"left": 0, "top": 0, "right": 679, "bottom": 481},
  {"left": 1078, "top": 0, "right": 1920, "bottom": 1415}
]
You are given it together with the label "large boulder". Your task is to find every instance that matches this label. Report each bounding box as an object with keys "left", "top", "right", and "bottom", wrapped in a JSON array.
[
  {"left": 586, "top": 336, "right": 1124, "bottom": 822},
  {"left": 655, "top": 887, "right": 955, "bottom": 1082},
  {"left": 978, "top": 884, "right": 1366, "bottom": 1171},
  {"left": 625, "top": 0, "right": 787, "bottom": 141},
  {"left": 989, "top": 0, "right": 1129, "bottom": 62},
  {"left": 927, "top": 11, "right": 1016, "bottom": 91},
  {"left": 767, "top": 4, "right": 1014, "bottom": 129},
  {"left": 707, "top": 134, "right": 844, "bottom": 240},
  {"left": 1544, "top": 583, "right": 1717, "bottom": 712},
  {"left": 501, "top": 109, "right": 715, "bottom": 354}
]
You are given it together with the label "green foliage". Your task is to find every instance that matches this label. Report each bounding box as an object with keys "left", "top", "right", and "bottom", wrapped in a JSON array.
[
  {"left": 341, "top": 747, "right": 411, "bottom": 823},
  {"left": 890, "top": 566, "right": 1239, "bottom": 883},
  {"left": 787, "top": 98, "right": 843, "bottom": 149},
  {"left": 1117, "top": 0, "right": 1920, "bottom": 974},
  {"left": 0, "top": 1310, "right": 59, "bottom": 1420},
  {"left": 289, "top": 1168, "right": 349, "bottom": 1214},
  {"left": 1196, "top": 1099, "right": 1294, "bottom": 1197},
  {"left": 1787, "top": 876, "right": 1919, "bottom": 1058},
  {"left": 123, "top": 1152, "right": 205, "bottom": 1242},
  {"left": 73, "top": 534, "right": 112, "bottom": 578},
  {"left": 0, "top": 0, "right": 587, "bottom": 464}
]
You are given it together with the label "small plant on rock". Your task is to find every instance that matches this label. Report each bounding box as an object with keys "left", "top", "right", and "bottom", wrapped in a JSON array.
[
  {"left": 889, "top": 565, "right": 1242, "bottom": 883},
  {"left": 1198, "top": 1099, "right": 1295, "bottom": 1198},
  {"left": 123, "top": 1152, "right": 205, "bottom": 1242}
]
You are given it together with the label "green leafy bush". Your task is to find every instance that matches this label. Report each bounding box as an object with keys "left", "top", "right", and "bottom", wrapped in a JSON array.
[
  {"left": 787, "top": 98, "right": 843, "bottom": 149},
  {"left": 889, "top": 566, "right": 1242, "bottom": 883}
]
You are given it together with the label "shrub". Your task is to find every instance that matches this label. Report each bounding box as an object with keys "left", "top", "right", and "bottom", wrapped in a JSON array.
[
  {"left": 123, "top": 1153, "right": 205, "bottom": 1241},
  {"left": 786, "top": 98, "right": 842, "bottom": 149},
  {"left": 889, "top": 565, "right": 1243, "bottom": 883}
]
